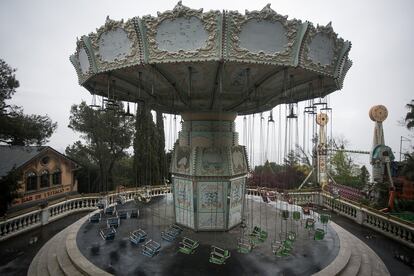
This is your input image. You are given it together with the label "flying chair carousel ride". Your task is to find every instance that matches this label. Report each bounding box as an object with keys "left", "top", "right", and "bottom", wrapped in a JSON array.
[{"left": 71, "top": 1, "right": 351, "bottom": 269}]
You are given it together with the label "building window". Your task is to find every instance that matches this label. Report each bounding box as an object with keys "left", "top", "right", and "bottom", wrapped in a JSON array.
[
  {"left": 40, "top": 170, "right": 50, "bottom": 188},
  {"left": 52, "top": 169, "right": 62, "bottom": 185},
  {"left": 41, "top": 156, "right": 50, "bottom": 165},
  {"left": 26, "top": 172, "right": 37, "bottom": 191}
]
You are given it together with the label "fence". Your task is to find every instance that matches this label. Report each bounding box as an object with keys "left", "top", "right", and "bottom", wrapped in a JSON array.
[
  {"left": 0, "top": 185, "right": 170, "bottom": 241},
  {"left": 1, "top": 185, "right": 413, "bottom": 250}
]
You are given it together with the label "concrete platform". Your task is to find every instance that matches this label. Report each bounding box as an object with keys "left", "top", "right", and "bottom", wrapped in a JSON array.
[{"left": 27, "top": 195, "right": 391, "bottom": 276}]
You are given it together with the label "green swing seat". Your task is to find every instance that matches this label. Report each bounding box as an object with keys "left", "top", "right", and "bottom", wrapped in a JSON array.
[
  {"left": 320, "top": 214, "right": 330, "bottom": 224},
  {"left": 209, "top": 246, "right": 231, "bottom": 265},
  {"left": 273, "top": 240, "right": 292, "bottom": 257},
  {"left": 305, "top": 218, "right": 315, "bottom": 229},
  {"left": 249, "top": 226, "right": 268, "bottom": 243},
  {"left": 178, "top": 237, "right": 199, "bottom": 254},
  {"left": 314, "top": 228, "right": 325, "bottom": 240},
  {"left": 292, "top": 211, "right": 301, "bottom": 220},
  {"left": 237, "top": 237, "right": 252, "bottom": 254},
  {"left": 287, "top": 231, "right": 296, "bottom": 242}
]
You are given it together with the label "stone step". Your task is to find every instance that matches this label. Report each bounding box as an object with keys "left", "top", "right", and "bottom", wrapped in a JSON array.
[
  {"left": 46, "top": 228, "right": 67, "bottom": 276},
  {"left": 338, "top": 233, "right": 362, "bottom": 276},
  {"left": 313, "top": 223, "right": 352, "bottom": 276},
  {"left": 36, "top": 232, "right": 55, "bottom": 276},
  {"left": 356, "top": 243, "right": 372, "bottom": 276},
  {"left": 56, "top": 225, "right": 83, "bottom": 276},
  {"left": 364, "top": 242, "right": 389, "bottom": 276},
  {"left": 27, "top": 239, "right": 45, "bottom": 276}
]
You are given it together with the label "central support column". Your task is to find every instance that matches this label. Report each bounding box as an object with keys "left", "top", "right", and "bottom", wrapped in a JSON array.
[{"left": 170, "top": 112, "right": 249, "bottom": 231}]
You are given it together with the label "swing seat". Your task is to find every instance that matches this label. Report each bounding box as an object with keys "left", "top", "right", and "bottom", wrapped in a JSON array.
[
  {"left": 130, "top": 229, "right": 147, "bottom": 244},
  {"left": 249, "top": 226, "right": 268, "bottom": 242},
  {"left": 161, "top": 225, "right": 181, "bottom": 242},
  {"left": 314, "top": 228, "right": 325, "bottom": 240},
  {"left": 89, "top": 213, "right": 101, "bottom": 223},
  {"left": 142, "top": 239, "right": 161, "bottom": 257},
  {"left": 293, "top": 211, "right": 301, "bottom": 221},
  {"left": 178, "top": 237, "right": 199, "bottom": 254},
  {"left": 209, "top": 246, "right": 230, "bottom": 265},
  {"left": 283, "top": 239, "right": 293, "bottom": 249},
  {"left": 281, "top": 210, "right": 290, "bottom": 220},
  {"left": 117, "top": 210, "right": 128, "bottom": 219},
  {"left": 100, "top": 227, "right": 116, "bottom": 241},
  {"left": 116, "top": 195, "right": 126, "bottom": 205},
  {"left": 105, "top": 206, "right": 115, "bottom": 215},
  {"left": 287, "top": 231, "right": 296, "bottom": 242},
  {"left": 161, "top": 224, "right": 183, "bottom": 241},
  {"left": 275, "top": 244, "right": 291, "bottom": 257},
  {"left": 107, "top": 216, "right": 120, "bottom": 228},
  {"left": 130, "top": 209, "right": 139, "bottom": 218},
  {"left": 237, "top": 237, "right": 252, "bottom": 254},
  {"left": 305, "top": 218, "right": 315, "bottom": 229},
  {"left": 320, "top": 214, "right": 330, "bottom": 224}
]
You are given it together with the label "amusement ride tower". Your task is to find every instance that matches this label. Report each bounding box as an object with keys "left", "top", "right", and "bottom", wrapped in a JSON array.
[{"left": 70, "top": 2, "right": 352, "bottom": 231}]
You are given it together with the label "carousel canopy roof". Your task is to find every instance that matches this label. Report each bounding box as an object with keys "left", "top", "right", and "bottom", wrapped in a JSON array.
[{"left": 70, "top": 2, "right": 352, "bottom": 115}]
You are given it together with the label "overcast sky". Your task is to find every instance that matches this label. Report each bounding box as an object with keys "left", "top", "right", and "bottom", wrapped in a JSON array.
[{"left": 1, "top": 0, "right": 413, "bottom": 166}]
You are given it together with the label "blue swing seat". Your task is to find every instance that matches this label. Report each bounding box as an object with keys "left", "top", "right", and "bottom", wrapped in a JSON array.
[
  {"left": 89, "top": 212, "right": 101, "bottom": 223},
  {"left": 161, "top": 224, "right": 183, "bottom": 241},
  {"left": 130, "top": 229, "right": 147, "bottom": 244},
  {"left": 100, "top": 227, "right": 116, "bottom": 240},
  {"left": 142, "top": 239, "right": 161, "bottom": 257},
  {"left": 117, "top": 210, "right": 128, "bottom": 219},
  {"left": 107, "top": 216, "right": 120, "bottom": 228},
  {"left": 105, "top": 205, "right": 115, "bottom": 215}
]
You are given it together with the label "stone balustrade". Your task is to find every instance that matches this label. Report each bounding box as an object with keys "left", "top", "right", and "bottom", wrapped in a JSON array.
[
  {"left": 0, "top": 185, "right": 170, "bottom": 242},
  {"left": 245, "top": 187, "right": 414, "bottom": 249},
  {"left": 1, "top": 184, "right": 412, "bottom": 250}
]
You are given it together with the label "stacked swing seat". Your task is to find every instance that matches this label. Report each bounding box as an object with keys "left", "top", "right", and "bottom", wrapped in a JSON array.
[
  {"left": 314, "top": 228, "right": 325, "bottom": 240},
  {"left": 130, "top": 209, "right": 139, "bottom": 218},
  {"left": 89, "top": 212, "right": 101, "bottom": 223},
  {"left": 305, "top": 218, "right": 315, "bottom": 229},
  {"left": 178, "top": 237, "right": 199, "bottom": 254},
  {"left": 273, "top": 231, "right": 296, "bottom": 257},
  {"left": 130, "top": 229, "right": 147, "bottom": 244},
  {"left": 105, "top": 205, "right": 115, "bottom": 215},
  {"left": 116, "top": 195, "right": 126, "bottom": 205},
  {"left": 237, "top": 236, "right": 253, "bottom": 254},
  {"left": 100, "top": 227, "right": 116, "bottom": 240},
  {"left": 209, "top": 246, "right": 231, "bottom": 265},
  {"left": 107, "top": 216, "right": 120, "bottom": 228},
  {"left": 97, "top": 201, "right": 105, "bottom": 209},
  {"left": 116, "top": 210, "right": 128, "bottom": 219},
  {"left": 249, "top": 226, "right": 268, "bottom": 244},
  {"left": 161, "top": 224, "right": 183, "bottom": 242},
  {"left": 142, "top": 239, "right": 161, "bottom": 257}
]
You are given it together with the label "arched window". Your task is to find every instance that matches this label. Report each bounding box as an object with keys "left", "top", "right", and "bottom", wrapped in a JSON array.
[
  {"left": 40, "top": 170, "right": 50, "bottom": 188},
  {"left": 52, "top": 168, "right": 62, "bottom": 185},
  {"left": 26, "top": 172, "right": 37, "bottom": 191}
]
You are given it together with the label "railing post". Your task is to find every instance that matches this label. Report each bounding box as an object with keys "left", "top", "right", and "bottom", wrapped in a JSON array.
[
  {"left": 355, "top": 208, "right": 364, "bottom": 225},
  {"left": 41, "top": 206, "right": 50, "bottom": 226}
]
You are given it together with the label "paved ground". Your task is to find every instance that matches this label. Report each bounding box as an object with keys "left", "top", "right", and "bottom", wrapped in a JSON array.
[
  {"left": 327, "top": 210, "right": 414, "bottom": 276},
  {"left": 77, "top": 196, "right": 339, "bottom": 276},
  {"left": 0, "top": 211, "right": 89, "bottom": 276}
]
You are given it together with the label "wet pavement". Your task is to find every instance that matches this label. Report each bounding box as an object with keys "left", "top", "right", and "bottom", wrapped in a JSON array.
[
  {"left": 328, "top": 211, "right": 414, "bottom": 276},
  {"left": 0, "top": 211, "right": 89, "bottom": 276},
  {"left": 77, "top": 196, "right": 340, "bottom": 276}
]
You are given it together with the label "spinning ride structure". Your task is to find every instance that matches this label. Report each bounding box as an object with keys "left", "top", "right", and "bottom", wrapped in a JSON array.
[{"left": 70, "top": 2, "right": 352, "bottom": 231}]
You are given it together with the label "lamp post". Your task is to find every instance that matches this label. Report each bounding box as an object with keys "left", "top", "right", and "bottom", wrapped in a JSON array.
[{"left": 399, "top": 136, "right": 411, "bottom": 161}]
